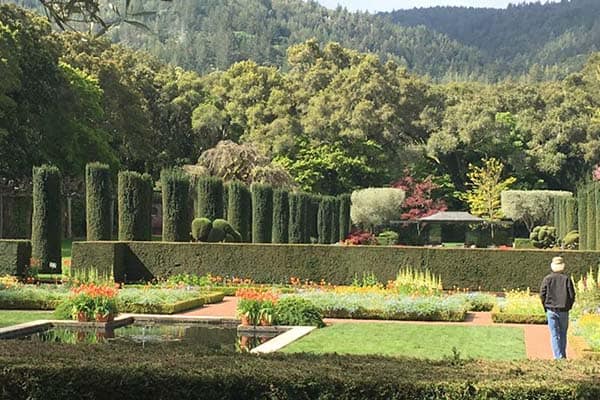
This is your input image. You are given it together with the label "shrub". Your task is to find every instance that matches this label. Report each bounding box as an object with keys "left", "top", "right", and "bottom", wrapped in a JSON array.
[
  {"left": 191, "top": 218, "right": 212, "bottom": 242},
  {"left": 513, "top": 238, "right": 534, "bottom": 249},
  {"left": 196, "top": 176, "right": 224, "bottom": 221},
  {"left": 0, "top": 240, "right": 31, "bottom": 276},
  {"left": 342, "top": 230, "right": 377, "bottom": 245},
  {"left": 118, "top": 171, "right": 153, "bottom": 241},
  {"left": 306, "top": 193, "right": 319, "bottom": 243},
  {"left": 209, "top": 219, "right": 241, "bottom": 243},
  {"left": 563, "top": 230, "right": 579, "bottom": 250},
  {"left": 31, "top": 165, "right": 62, "bottom": 273},
  {"left": 161, "top": 168, "right": 190, "bottom": 242},
  {"left": 272, "top": 189, "right": 289, "bottom": 244},
  {"left": 350, "top": 188, "right": 405, "bottom": 228},
  {"left": 529, "top": 225, "right": 557, "bottom": 249},
  {"left": 85, "top": 162, "right": 112, "bottom": 241},
  {"left": 226, "top": 181, "right": 251, "bottom": 242},
  {"left": 274, "top": 297, "right": 325, "bottom": 327},
  {"left": 377, "top": 230, "right": 399, "bottom": 246},
  {"left": 288, "top": 192, "right": 303, "bottom": 244},
  {"left": 330, "top": 197, "right": 340, "bottom": 244},
  {"left": 317, "top": 197, "right": 335, "bottom": 244},
  {"left": 338, "top": 194, "right": 351, "bottom": 241},
  {"left": 251, "top": 183, "right": 273, "bottom": 243},
  {"left": 501, "top": 190, "right": 572, "bottom": 232}
]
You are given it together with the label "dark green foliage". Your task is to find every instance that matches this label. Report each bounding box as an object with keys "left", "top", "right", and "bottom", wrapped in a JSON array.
[
  {"left": 226, "top": 181, "right": 251, "bottom": 242},
  {"left": 75, "top": 240, "right": 600, "bottom": 292},
  {"left": 31, "top": 165, "right": 62, "bottom": 273},
  {"left": 160, "top": 168, "right": 190, "bottom": 242},
  {"left": 117, "top": 171, "right": 152, "bottom": 241},
  {"left": 317, "top": 197, "right": 334, "bottom": 244},
  {"left": 191, "top": 218, "right": 212, "bottom": 242},
  {"left": 587, "top": 184, "right": 596, "bottom": 250},
  {"left": 578, "top": 186, "right": 588, "bottom": 250},
  {"left": 85, "top": 162, "right": 112, "bottom": 241},
  {"left": 273, "top": 297, "right": 325, "bottom": 327},
  {"left": 1, "top": 195, "right": 31, "bottom": 239},
  {"left": 213, "top": 219, "right": 242, "bottom": 243},
  {"left": 196, "top": 176, "right": 224, "bottom": 221},
  {"left": 377, "top": 231, "right": 399, "bottom": 246},
  {"left": 207, "top": 219, "right": 227, "bottom": 242},
  {"left": 272, "top": 189, "right": 289, "bottom": 244},
  {"left": 513, "top": 238, "right": 534, "bottom": 249},
  {"left": 288, "top": 192, "right": 303, "bottom": 244},
  {"left": 529, "top": 226, "right": 557, "bottom": 249},
  {"left": 222, "top": 183, "right": 229, "bottom": 221},
  {"left": 307, "top": 194, "right": 319, "bottom": 243},
  {"left": 330, "top": 197, "right": 340, "bottom": 244},
  {"left": 338, "top": 194, "right": 351, "bottom": 241},
  {"left": 0, "top": 240, "right": 31, "bottom": 276},
  {"left": 71, "top": 241, "right": 126, "bottom": 283},
  {"left": 251, "top": 183, "right": 273, "bottom": 243},
  {"left": 563, "top": 230, "right": 579, "bottom": 250}
]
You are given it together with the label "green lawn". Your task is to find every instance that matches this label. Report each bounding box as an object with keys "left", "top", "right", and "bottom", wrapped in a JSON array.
[
  {"left": 0, "top": 310, "right": 53, "bottom": 328},
  {"left": 282, "top": 323, "right": 526, "bottom": 360}
]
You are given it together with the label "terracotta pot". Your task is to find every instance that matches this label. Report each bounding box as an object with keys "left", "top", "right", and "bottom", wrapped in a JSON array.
[
  {"left": 239, "top": 335, "right": 249, "bottom": 350},
  {"left": 240, "top": 315, "right": 251, "bottom": 326},
  {"left": 95, "top": 313, "right": 114, "bottom": 323},
  {"left": 259, "top": 317, "right": 271, "bottom": 326},
  {"left": 76, "top": 311, "right": 89, "bottom": 322}
]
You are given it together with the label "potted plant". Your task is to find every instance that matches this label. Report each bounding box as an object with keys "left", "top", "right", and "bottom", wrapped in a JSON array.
[
  {"left": 236, "top": 288, "right": 279, "bottom": 326},
  {"left": 94, "top": 295, "right": 118, "bottom": 322},
  {"left": 69, "top": 283, "right": 119, "bottom": 323},
  {"left": 259, "top": 301, "right": 276, "bottom": 326}
]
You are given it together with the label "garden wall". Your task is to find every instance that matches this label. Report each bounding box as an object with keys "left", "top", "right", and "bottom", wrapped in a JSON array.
[
  {"left": 0, "top": 239, "right": 31, "bottom": 276},
  {"left": 71, "top": 241, "right": 600, "bottom": 291}
]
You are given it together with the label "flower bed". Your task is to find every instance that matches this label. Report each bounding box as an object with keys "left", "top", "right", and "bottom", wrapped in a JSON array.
[
  {"left": 573, "top": 314, "right": 600, "bottom": 359},
  {"left": 0, "top": 284, "right": 69, "bottom": 310},
  {"left": 491, "top": 289, "right": 546, "bottom": 324},
  {"left": 291, "top": 291, "right": 469, "bottom": 322}
]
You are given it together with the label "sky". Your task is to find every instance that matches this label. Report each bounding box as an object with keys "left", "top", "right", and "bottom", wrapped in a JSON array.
[{"left": 316, "top": 0, "right": 560, "bottom": 12}]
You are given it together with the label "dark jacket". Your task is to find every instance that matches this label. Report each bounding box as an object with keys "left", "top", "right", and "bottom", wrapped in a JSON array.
[{"left": 540, "top": 272, "right": 576, "bottom": 312}]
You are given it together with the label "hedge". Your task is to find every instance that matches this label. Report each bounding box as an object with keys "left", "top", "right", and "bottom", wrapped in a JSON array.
[
  {"left": 271, "top": 189, "right": 289, "bottom": 244},
  {"left": 338, "top": 194, "right": 351, "bottom": 241},
  {"left": 119, "top": 291, "right": 225, "bottom": 314},
  {"left": 0, "top": 240, "right": 31, "bottom": 276},
  {"left": 491, "top": 312, "right": 547, "bottom": 325},
  {"left": 117, "top": 171, "right": 152, "bottom": 241},
  {"left": 288, "top": 192, "right": 303, "bottom": 244},
  {"left": 85, "top": 162, "right": 112, "bottom": 241},
  {"left": 307, "top": 194, "right": 319, "bottom": 243},
  {"left": 196, "top": 176, "right": 224, "bottom": 221},
  {"left": 71, "top": 242, "right": 600, "bottom": 291},
  {"left": 226, "top": 181, "right": 251, "bottom": 242},
  {"left": 251, "top": 183, "right": 273, "bottom": 243},
  {"left": 317, "top": 197, "right": 334, "bottom": 244},
  {"left": 579, "top": 185, "right": 588, "bottom": 250},
  {"left": 31, "top": 165, "right": 62, "bottom": 273},
  {"left": 587, "top": 184, "right": 596, "bottom": 251},
  {"left": 0, "top": 343, "right": 599, "bottom": 400},
  {"left": 160, "top": 168, "right": 190, "bottom": 242},
  {"left": 330, "top": 197, "right": 340, "bottom": 244}
]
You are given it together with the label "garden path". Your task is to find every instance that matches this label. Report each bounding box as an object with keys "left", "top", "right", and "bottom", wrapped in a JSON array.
[{"left": 182, "top": 299, "right": 577, "bottom": 360}]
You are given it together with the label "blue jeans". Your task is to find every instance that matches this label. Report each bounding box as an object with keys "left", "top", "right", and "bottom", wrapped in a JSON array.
[{"left": 546, "top": 310, "right": 569, "bottom": 359}]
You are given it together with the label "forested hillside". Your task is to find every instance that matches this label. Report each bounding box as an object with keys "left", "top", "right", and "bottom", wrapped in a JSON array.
[{"left": 3, "top": 4, "right": 600, "bottom": 202}]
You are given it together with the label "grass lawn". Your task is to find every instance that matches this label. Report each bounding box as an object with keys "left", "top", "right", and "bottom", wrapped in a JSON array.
[
  {"left": 0, "top": 310, "right": 53, "bottom": 328},
  {"left": 282, "top": 323, "right": 526, "bottom": 360}
]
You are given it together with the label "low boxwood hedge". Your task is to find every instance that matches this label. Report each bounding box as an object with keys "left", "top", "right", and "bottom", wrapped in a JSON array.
[
  {"left": 72, "top": 241, "right": 600, "bottom": 291},
  {"left": 0, "top": 240, "right": 31, "bottom": 276},
  {"left": 491, "top": 312, "right": 547, "bottom": 324},
  {"left": 119, "top": 291, "right": 225, "bottom": 314},
  {"left": 0, "top": 341, "right": 599, "bottom": 399}
]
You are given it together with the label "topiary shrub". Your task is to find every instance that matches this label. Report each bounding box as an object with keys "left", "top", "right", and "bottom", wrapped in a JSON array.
[
  {"left": 161, "top": 168, "right": 190, "bottom": 242},
  {"left": 31, "top": 165, "right": 62, "bottom": 273},
  {"left": 350, "top": 188, "right": 405, "bottom": 229},
  {"left": 191, "top": 218, "right": 212, "bottom": 242},
  {"left": 529, "top": 225, "right": 558, "bottom": 249},
  {"left": 377, "top": 230, "right": 399, "bottom": 246},
  {"left": 226, "top": 181, "right": 251, "bottom": 242},
  {"left": 563, "top": 230, "right": 579, "bottom": 250},
  {"left": 85, "top": 162, "right": 112, "bottom": 241},
  {"left": 273, "top": 297, "right": 325, "bottom": 327},
  {"left": 196, "top": 176, "right": 224, "bottom": 221},
  {"left": 272, "top": 189, "right": 289, "bottom": 244},
  {"left": 251, "top": 183, "right": 273, "bottom": 243},
  {"left": 118, "top": 171, "right": 153, "bottom": 241}
]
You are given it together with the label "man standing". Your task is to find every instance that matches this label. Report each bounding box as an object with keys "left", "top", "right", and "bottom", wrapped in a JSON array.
[{"left": 540, "top": 256, "right": 576, "bottom": 359}]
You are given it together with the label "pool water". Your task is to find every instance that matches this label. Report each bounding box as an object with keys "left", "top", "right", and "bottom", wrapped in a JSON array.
[{"left": 22, "top": 323, "right": 276, "bottom": 352}]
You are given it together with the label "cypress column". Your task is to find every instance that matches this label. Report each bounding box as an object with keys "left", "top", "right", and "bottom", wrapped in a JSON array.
[
  {"left": 251, "top": 183, "right": 273, "bottom": 243},
  {"left": 578, "top": 185, "right": 588, "bottom": 250},
  {"left": 161, "top": 168, "right": 190, "bottom": 242},
  {"left": 272, "top": 189, "right": 289, "bottom": 243},
  {"left": 338, "top": 193, "right": 351, "bottom": 241},
  {"left": 288, "top": 192, "right": 304, "bottom": 244},
  {"left": 197, "top": 176, "right": 224, "bottom": 220},
  {"left": 227, "top": 181, "right": 252, "bottom": 242},
  {"left": 31, "top": 165, "right": 62, "bottom": 273},
  {"left": 587, "top": 184, "right": 596, "bottom": 251},
  {"left": 330, "top": 197, "right": 340, "bottom": 243},
  {"left": 318, "top": 196, "right": 333, "bottom": 244},
  {"left": 85, "top": 162, "right": 112, "bottom": 241},
  {"left": 118, "top": 171, "right": 152, "bottom": 241}
]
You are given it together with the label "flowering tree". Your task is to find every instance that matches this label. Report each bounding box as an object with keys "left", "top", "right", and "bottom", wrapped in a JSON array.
[{"left": 392, "top": 172, "right": 447, "bottom": 220}]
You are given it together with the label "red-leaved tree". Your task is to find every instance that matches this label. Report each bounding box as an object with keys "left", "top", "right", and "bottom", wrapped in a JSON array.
[{"left": 392, "top": 172, "right": 447, "bottom": 220}]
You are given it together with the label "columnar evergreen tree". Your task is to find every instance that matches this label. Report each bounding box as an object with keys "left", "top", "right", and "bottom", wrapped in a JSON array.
[
  {"left": 566, "top": 197, "right": 576, "bottom": 234},
  {"left": 222, "top": 183, "right": 229, "bottom": 220},
  {"left": 31, "top": 165, "right": 62, "bottom": 273},
  {"left": 338, "top": 194, "right": 351, "bottom": 241},
  {"left": 330, "top": 197, "right": 340, "bottom": 243},
  {"left": 85, "top": 162, "right": 112, "bottom": 241},
  {"left": 272, "top": 189, "right": 289, "bottom": 243},
  {"left": 161, "top": 168, "right": 190, "bottom": 242},
  {"left": 288, "top": 192, "right": 304, "bottom": 244},
  {"left": 197, "top": 176, "right": 224, "bottom": 221},
  {"left": 307, "top": 194, "right": 320, "bottom": 243},
  {"left": 227, "top": 181, "right": 252, "bottom": 242},
  {"left": 578, "top": 186, "right": 588, "bottom": 250},
  {"left": 318, "top": 196, "right": 334, "bottom": 244},
  {"left": 595, "top": 184, "right": 600, "bottom": 251},
  {"left": 251, "top": 183, "right": 273, "bottom": 243},
  {"left": 587, "top": 184, "right": 596, "bottom": 251},
  {"left": 118, "top": 171, "right": 152, "bottom": 241}
]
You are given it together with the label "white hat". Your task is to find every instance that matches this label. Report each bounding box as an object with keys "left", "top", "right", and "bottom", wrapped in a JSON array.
[{"left": 550, "top": 256, "right": 565, "bottom": 272}]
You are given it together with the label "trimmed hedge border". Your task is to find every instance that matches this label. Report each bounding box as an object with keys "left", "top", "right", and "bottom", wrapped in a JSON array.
[
  {"left": 0, "top": 299, "right": 62, "bottom": 310},
  {"left": 0, "top": 343, "right": 599, "bottom": 400},
  {"left": 120, "top": 291, "right": 225, "bottom": 314},
  {"left": 491, "top": 312, "right": 547, "bottom": 324},
  {"left": 321, "top": 308, "right": 466, "bottom": 322},
  {"left": 72, "top": 242, "right": 600, "bottom": 291},
  {"left": 0, "top": 240, "right": 31, "bottom": 276}
]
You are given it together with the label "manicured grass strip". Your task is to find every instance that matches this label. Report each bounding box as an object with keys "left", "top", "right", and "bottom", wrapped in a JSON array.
[
  {"left": 282, "top": 323, "right": 526, "bottom": 360},
  {"left": 0, "top": 310, "right": 53, "bottom": 328}
]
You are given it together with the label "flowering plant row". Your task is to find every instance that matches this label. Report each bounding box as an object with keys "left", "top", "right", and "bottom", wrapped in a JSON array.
[{"left": 68, "top": 283, "right": 119, "bottom": 322}]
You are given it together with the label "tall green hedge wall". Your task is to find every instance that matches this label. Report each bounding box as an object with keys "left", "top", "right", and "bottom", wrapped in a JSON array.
[
  {"left": 338, "top": 194, "right": 351, "bottom": 241},
  {"left": 579, "top": 185, "right": 588, "bottom": 250},
  {"left": 117, "top": 171, "right": 152, "bottom": 241},
  {"left": 271, "top": 189, "right": 289, "bottom": 244},
  {"left": 196, "top": 176, "right": 224, "bottom": 221},
  {"left": 307, "top": 194, "right": 319, "bottom": 242},
  {"left": 0, "top": 239, "right": 31, "bottom": 276},
  {"left": 227, "top": 181, "right": 251, "bottom": 242},
  {"left": 161, "top": 168, "right": 190, "bottom": 242},
  {"left": 72, "top": 241, "right": 600, "bottom": 291},
  {"left": 85, "top": 162, "right": 112, "bottom": 241},
  {"left": 31, "top": 165, "right": 62, "bottom": 273},
  {"left": 251, "top": 183, "right": 273, "bottom": 243}
]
